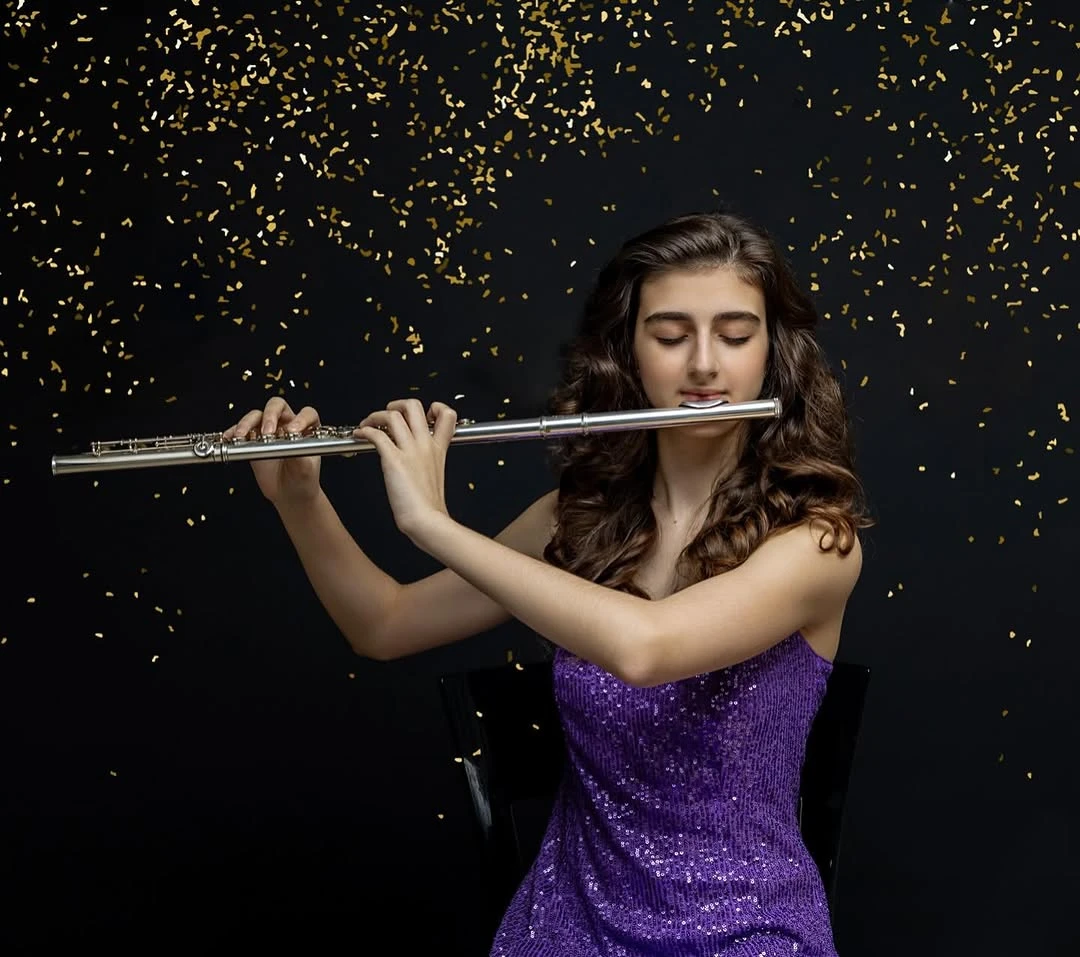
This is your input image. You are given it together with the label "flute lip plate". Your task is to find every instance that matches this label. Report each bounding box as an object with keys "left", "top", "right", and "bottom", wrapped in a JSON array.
[{"left": 678, "top": 398, "right": 729, "bottom": 408}]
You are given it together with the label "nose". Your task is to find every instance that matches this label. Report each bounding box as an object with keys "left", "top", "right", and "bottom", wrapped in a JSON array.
[{"left": 688, "top": 337, "right": 722, "bottom": 380}]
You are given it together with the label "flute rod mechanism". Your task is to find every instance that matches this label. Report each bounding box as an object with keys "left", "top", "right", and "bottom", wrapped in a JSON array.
[{"left": 50, "top": 398, "right": 781, "bottom": 476}]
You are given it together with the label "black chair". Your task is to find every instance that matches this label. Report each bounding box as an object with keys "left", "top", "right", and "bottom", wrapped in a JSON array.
[
  {"left": 439, "top": 657, "right": 870, "bottom": 915},
  {"left": 797, "top": 659, "right": 872, "bottom": 904}
]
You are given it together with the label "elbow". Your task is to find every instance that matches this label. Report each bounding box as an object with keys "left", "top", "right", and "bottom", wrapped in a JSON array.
[
  {"left": 618, "top": 663, "right": 654, "bottom": 688},
  {"left": 620, "top": 661, "right": 663, "bottom": 688},
  {"left": 616, "top": 626, "right": 663, "bottom": 689},
  {"left": 346, "top": 628, "right": 394, "bottom": 662}
]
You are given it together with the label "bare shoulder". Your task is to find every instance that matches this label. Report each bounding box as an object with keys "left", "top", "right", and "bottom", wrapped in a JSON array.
[
  {"left": 770, "top": 516, "right": 861, "bottom": 556},
  {"left": 538, "top": 487, "right": 560, "bottom": 535},
  {"left": 537, "top": 488, "right": 561, "bottom": 556},
  {"left": 761, "top": 518, "right": 863, "bottom": 599},
  {"left": 754, "top": 520, "right": 862, "bottom": 661},
  {"left": 494, "top": 487, "right": 560, "bottom": 560}
]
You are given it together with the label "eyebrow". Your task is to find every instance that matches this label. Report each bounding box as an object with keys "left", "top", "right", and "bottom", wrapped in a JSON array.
[{"left": 642, "top": 310, "right": 762, "bottom": 325}]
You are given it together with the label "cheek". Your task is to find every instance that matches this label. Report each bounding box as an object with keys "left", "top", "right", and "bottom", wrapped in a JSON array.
[
  {"left": 735, "top": 343, "right": 769, "bottom": 381},
  {"left": 753, "top": 339, "right": 770, "bottom": 371},
  {"left": 644, "top": 351, "right": 684, "bottom": 376}
]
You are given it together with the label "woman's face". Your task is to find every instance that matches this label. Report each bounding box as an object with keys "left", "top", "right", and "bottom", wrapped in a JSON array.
[{"left": 632, "top": 265, "right": 770, "bottom": 411}]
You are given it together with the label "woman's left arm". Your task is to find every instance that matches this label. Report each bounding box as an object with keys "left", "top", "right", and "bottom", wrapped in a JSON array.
[
  {"left": 412, "top": 515, "right": 861, "bottom": 688},
  {"left": 410, "top": 513, "right": 656, "bottom": 683}
]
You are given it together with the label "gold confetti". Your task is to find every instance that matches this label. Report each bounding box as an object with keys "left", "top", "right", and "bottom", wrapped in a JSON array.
[{"left": 4, "top": 2, "right": 1070, "bottom": 814}]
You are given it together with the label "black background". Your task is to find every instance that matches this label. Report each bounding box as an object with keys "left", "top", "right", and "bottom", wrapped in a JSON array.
[{"left": 2, "top": 1, "right": 1077, "bottom": 953}]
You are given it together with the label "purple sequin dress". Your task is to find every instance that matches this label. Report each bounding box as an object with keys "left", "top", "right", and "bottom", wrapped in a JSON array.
[{"left": 489, "top": 631, "right": 838, "bottom": 957}]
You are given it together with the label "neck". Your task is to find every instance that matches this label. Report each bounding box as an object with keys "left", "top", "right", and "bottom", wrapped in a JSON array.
[{"left": 651, "top": 427, "right": 744, "bottom": 525}]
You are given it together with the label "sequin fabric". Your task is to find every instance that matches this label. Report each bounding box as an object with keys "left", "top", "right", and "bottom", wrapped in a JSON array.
[{"left": 489, "top": 631, "right": 838, "bottom": 957}]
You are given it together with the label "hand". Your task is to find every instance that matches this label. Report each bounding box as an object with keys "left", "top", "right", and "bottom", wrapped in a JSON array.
[
  {"left": 223, "top": 397, "right": 324, "bottom": 508},
  {"left": 354, "top": 398, "right": 457, "bottom": 538}
]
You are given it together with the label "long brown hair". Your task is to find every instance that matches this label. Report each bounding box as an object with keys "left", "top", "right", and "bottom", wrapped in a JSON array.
[{"left": 541, "top": 209, "right": 874, "bottom": 601}]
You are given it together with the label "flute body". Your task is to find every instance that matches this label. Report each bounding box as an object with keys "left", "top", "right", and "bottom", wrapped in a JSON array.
[{"left": 51, "top": 398, "right": 781, "bottom": 476}]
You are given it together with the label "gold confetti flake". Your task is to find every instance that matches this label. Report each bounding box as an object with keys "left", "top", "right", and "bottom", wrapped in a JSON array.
[{"left": 6, "top": 1, "right": 1070, "bottom": 799}]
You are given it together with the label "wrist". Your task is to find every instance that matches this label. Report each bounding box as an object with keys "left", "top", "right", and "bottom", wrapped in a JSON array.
[
  {"left": 403, "top": 509, "right": 454, "bottom": 548},
  {"left": 272, "top": 486, "right": 325, "bottom": 519}
]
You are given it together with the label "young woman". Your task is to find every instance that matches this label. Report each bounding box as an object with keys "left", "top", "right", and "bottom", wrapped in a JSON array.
[{"left": 225, "top": 209, "right": 874, "bottom": 956}]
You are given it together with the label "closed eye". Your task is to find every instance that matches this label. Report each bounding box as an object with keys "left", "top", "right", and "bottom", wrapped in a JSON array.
[{"left": 656, "top": 336, "right": 750, "bottom": 346}]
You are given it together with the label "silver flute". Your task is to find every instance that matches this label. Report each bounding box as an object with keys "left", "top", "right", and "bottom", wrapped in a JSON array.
[{"left": 50, "top": 397, "right": 781, "bottom": 476}]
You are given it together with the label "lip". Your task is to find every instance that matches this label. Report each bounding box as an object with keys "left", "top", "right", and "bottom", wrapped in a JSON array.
[{"left": 680, "top": 392, "right": 726, "bottom": 400}]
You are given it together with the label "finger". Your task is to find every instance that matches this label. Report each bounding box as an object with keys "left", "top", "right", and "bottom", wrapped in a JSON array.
[
  {"left": 261, "top": 396, "right": 294, "bottom": 435},
  {"left": 353, "top": 425, "right": 394, "bottom": 453},
  {"left": 428, "top": 402, "right": 457, "bottom": 445},
  {"left": 386, "top": 398, "right": 429, "bottom": 438},
  {"left": 285, "top": 405, "right": 321, "bottom": 434},
  {"left": 356, "top": 409, "right": 409, "bottom": 445},
  {"left": 226, "top": 408, "right": 263, "bottom": 441}
]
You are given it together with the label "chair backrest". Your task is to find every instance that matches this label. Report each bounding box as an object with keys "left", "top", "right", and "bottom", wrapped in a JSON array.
[
  {"left": 439, "top": 656, "right": 870, "bottom": 910},
  {"left": 798, "top": 660, "right": 872, "bottom": 904},
  {"left": 439, "top": 661, "right": 564, "bottom": 915}
]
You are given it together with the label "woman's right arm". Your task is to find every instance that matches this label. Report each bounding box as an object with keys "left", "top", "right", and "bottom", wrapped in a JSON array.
[
  {"left": 228, "top": 396, "right": 558, "bottom": 661},
  {"left": 276, "top": 487, "right": 559, "bottom": 660},
  {"left": 272, "top": 489, "right": 401, "bottom": 658}
]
